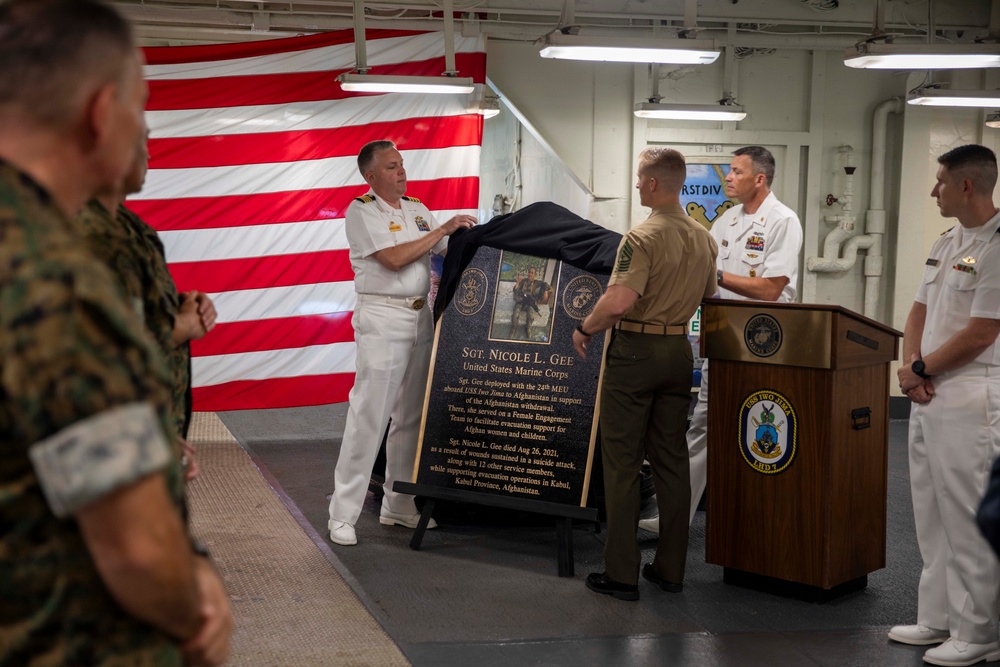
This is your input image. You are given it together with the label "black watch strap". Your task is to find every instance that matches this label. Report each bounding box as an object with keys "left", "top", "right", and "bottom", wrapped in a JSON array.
[
  {"left": 191, "top": 539, "right": 211, "bottom": 558},
  {"left": 576, "top": 324, "right": 591, "bottom": 337}
]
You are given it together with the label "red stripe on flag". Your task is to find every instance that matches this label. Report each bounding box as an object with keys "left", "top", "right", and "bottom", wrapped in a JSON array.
[
  {"left": 146, "top": 54, "right": 487, "bottom": 111},
  {"left": 193, "top": 373, "right": 354, "bottom": 411},
  {"left": 149, "top": 115, "right": 483, "bottom": 169},
  {"left": 191, "top": 313, "right": 355, "bottom": 356},
  {"left": 142, "top": 29, "right": 427, "bottom": 65},
  {"left": 129, "top": 177, "right": 480, "bottom": 232},
  {"left": 170, "top": 249, "right": 353, "bottom": 293}
]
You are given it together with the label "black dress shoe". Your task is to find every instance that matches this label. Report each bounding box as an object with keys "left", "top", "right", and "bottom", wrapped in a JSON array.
[
  {"left": 585, "top": 572, "right": 639, "bottom": 601},
  {"left": 642, "top": 563, "right": 683, "bottom": 593}
]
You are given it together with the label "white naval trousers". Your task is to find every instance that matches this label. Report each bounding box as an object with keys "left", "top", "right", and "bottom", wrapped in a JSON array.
[
  {"left": 329, "top": 294, "right": 433, "bottom": 525},
  {"left": 686, "top": 360, "right": 710, "bottom": 525},
  {"left": 910, "top": 368, "right": 1000, "bottom": 644}
]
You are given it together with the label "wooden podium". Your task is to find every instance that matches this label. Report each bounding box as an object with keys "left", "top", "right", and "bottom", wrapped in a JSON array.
[{"left": 701, "top": 298, "right": 901, "bottom": 597}]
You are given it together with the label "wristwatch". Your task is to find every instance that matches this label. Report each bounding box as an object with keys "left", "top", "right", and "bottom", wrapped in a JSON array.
[
  {"left": 717, "top": 269, "right": 723, "bottom": 286},
  {"left": 576, "top": 324, "right": 592, "bottom": 337},
  {"left": 911, "top": 359, "right": 930, "bottom": 379}
]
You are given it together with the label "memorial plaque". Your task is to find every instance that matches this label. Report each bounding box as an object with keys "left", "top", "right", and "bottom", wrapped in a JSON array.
[{"left": 414, "top": 246, "right": 609, "bottom": 508}]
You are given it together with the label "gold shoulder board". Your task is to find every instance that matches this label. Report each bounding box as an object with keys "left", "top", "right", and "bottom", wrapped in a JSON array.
[
  {"left": 354, "top": 195, "right": 376, "bottom": 203},
  {"left": 402, "top": 195, "right": 421, "bottom": 203}
]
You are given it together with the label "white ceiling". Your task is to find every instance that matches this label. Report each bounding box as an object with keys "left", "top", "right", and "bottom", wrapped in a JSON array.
[{"left": 116, "top": 0, "right": 996, "bottom": 49}]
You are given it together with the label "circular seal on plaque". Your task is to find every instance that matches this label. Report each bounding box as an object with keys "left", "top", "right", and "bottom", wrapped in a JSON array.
[
  {"left": 738, "top": 389, "right": 798, "bottom": 474},
  {"left": 744, "top": 313, "right": 782, "bottom": 358},
  {"left": 562, "top": 275, "right": 603, "bottom": 320},
  {"left": 453, "top": 268, "right": 488, "bottom": 316}
]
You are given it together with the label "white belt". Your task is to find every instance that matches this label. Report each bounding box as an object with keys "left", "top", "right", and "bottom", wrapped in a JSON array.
[{"left": 361, "top": 294, "right": 427, "bottom": 311}]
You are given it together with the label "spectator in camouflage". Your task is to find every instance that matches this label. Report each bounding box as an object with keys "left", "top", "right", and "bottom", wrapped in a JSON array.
[
  {"left": 77, "top": 131, "right": 219, "bottom": 482},
  {"left": 0, "top": 1, "right": 232, "bottom": 664}
]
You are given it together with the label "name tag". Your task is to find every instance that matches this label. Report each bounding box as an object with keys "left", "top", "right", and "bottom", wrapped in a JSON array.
[
  {"left": 388, "top": 221, "right": 402, "bottom": 233},
  {"left": 925, "top": 258, "right": 939, "bottom": 267}
]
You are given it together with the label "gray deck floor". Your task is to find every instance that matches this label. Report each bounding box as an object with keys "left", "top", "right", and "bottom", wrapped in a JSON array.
[{"left": 219, "top": 405, "right": 933, "bottom": 667}]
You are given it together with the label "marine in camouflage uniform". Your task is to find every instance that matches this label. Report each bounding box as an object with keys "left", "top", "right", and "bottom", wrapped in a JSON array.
[
  {"left": 0, "top": 162, "right": 187, "bottom": 664},
  {"left": 75, "top": 200, "right": 193, "bottom": 438}
]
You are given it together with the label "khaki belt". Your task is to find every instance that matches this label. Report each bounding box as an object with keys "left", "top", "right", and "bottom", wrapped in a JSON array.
[
  {"left": 615, "top": 320, "right": 686, "bottom": 336},
  {"left": 365, "top": 294, "right": 426, "bottom": 311}
]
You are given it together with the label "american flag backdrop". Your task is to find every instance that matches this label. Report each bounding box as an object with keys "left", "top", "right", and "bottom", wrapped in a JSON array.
[{"left": 130, "top": 30, "right": 487, "bottom": 411}]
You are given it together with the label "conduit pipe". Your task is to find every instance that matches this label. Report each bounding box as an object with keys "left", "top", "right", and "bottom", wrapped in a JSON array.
[{"left": 806, "top": 97, "right": 903, "bottom": 319}]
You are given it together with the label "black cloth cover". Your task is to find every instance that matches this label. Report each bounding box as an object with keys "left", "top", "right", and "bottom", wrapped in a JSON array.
[
  {"left": 434, "top": 201, "right": 622, "bottom": 322},
  {"left": 977, "top": 455, "right": 1000, "bottom": 558}
]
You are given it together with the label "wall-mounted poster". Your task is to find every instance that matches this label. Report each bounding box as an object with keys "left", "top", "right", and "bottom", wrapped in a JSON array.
[{"left": 683, "top": 160, "right": 733, "bottom": 231}]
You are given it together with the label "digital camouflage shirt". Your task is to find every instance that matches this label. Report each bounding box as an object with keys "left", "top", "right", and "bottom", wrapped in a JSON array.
[
  {"left": 0, "top": 162, "right": 185, "bottom": 666},
  {"left": 75, "top": 201, "right": 192, "bottom": 438}
]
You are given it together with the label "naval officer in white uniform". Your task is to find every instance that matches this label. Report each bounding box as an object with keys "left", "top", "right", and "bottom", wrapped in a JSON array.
[
  {"left": 640, "top": 145, "right": 802, "bottom": 533},
  {"left": 890, "top": 144, "right": 1000, "bottom": 667},
  {"left": 328, "top": 140, "right": 475, "bottom": 546}
]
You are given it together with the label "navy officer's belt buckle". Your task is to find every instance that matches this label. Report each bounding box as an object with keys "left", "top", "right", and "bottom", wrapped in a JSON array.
[{"left": 410, "top": 298, "right": 426, "bottom": 311}]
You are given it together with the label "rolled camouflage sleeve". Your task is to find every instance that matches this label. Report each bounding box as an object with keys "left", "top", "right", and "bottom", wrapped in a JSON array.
[{"left": 29, "top": 403, "right": 172, "bottom": 518}]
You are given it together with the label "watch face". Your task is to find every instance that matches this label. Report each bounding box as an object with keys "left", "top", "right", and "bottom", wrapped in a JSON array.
[{"left": 912, "top": 360, "right": 926, "bottom": 376}]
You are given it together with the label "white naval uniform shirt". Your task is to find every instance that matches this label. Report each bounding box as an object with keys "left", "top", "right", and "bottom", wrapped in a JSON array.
[
  {"left": 916, "top": 210, "right": 1000, "bottom": 368},
  {"left": 711, "top": 191, "right": 803, "bottom": 303},
  {"left": 345, "top": 191, "right": 447, "bottom": 297}
]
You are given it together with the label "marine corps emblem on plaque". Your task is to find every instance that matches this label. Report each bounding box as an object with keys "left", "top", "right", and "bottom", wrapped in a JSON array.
[
  {"left": 562, "top": 275, "right": 603, "bottom": 320},
  {"left": 744, "top": 313, "right": 782, "bottom": 358},
  {"left": 738, "top": 390, "right": 798, "bottom": 474},
  {"left": 454, "top": 268, "right": 488, "bottom": 316}
]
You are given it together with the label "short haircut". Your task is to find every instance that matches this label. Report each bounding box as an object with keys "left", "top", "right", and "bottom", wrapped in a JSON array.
[
  {"left": 357, "top": 140, "right": 397, "bottom": 176},
  {"left": 938, "top": 144, "right": 998, "bottom": 195},
  {"left": 0, "top": 0, "right": 135, "bottom": 128},
  {"left": 639, "top": 147, "right": 686, "bottom": 191},
  {"left": 734, "top": 146, "right": 776, "bottom": 187}
]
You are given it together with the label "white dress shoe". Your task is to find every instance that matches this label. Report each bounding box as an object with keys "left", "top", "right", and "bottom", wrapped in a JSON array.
[
  {"left": 328, "top": 519, "right": 357, "bottom": 546},
  {"left": 888, "top": 624, "right": 949, "bottom": 646},
  {"left": 923, "top": 638, "right": 1000, "bottom": 666},
  {"left": 638, "top": 515, "right": 660, "bottom": 534},
  {"left": 379, "top": 508, "right": 438, "bottom": 530}
]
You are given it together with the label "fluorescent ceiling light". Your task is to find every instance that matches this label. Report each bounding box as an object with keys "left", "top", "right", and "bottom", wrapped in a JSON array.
[
  {"left": 634, "top": 102, "right": 746, "bottom": 121},
  {"left": 338, "top": 73, "right": 475, "bottom": 94},
  {"left": 539, "top": 33, "right": 719, "bottom": 64},
  {"left": 907, "top": 88, "right": 1000, "bottom": 107},
  {"left": 987, "top": 112, "right": 1000, "bottom": 129},
  {"left": 845, "top": 42, "right": 1000, "bottom": 69}
]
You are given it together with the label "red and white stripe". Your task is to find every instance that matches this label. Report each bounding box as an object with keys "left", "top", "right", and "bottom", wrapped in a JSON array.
[{"left": 134, "top": 30, "right": 486, "bottom": 410}]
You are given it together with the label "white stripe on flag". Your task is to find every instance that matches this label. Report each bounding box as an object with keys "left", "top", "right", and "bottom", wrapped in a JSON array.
[
  {"left": 147, "top": 92, "right": 478, "bottom": 138},
  {"left": 160, "top": 208, "right": 473, "bottom": 263},
  {"left": 145, "top": 33, "right": 484, "bottom": 80},
  {"left": 210, "top": 282, "right": 358, "bottom": 323},
  {"left": 192, "top": 342, "right": 357, "bottom": 386},
  {"left": 137, "top": 145, "right": 481, "bottom": 200}
]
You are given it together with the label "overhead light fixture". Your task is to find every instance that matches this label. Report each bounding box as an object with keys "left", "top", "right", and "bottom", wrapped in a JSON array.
[
  {"left": 479, "top": 95, "right": 500, "bottom": 119},
  {"left": 845, "top": 41, "right": 1000, "bottom": 69},
  {"left": 339, "top": 0, "right": 473, "bottom": 94},
  {"left": 338, "top": 73, "right": 475, "bottom": 94},
  {"left": 538, "top": 33, "right": 719, "bottom": 65},
  {"left": 987, "top": 111, "right": 1000, "bottom": 128},
  {"left": 907, "top": 87, "right": 1000, "bottom": 107},
  {"left": 634, "top": 100, "right": 746, "bottom": 121}
]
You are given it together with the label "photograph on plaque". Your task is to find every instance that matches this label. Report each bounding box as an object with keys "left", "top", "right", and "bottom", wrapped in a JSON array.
[
  {"left": 488, "top": 251, "right": 559, "bottom": 344},
  {"left": 414, "top": 245, "right": 609, "bottom": 508}
]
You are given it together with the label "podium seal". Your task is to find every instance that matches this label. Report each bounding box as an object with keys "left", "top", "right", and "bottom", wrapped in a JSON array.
[
  {"left": 744, "top": 313, "right": 782, "bottom": 358},
  {"left": 738, "top": 389, "right": 798, "bottom": 474}
]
